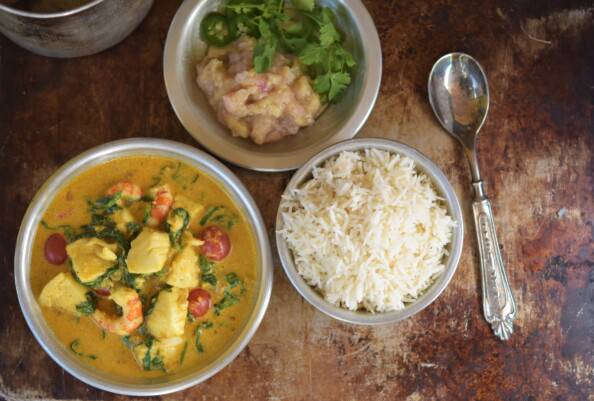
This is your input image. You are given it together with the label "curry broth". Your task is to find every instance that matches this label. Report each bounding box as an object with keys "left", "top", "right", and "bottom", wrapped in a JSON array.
[{"left": 30, "top": 156, "right": 257, "bottom": 378}]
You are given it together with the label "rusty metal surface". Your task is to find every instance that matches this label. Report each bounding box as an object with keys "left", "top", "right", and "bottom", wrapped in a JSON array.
[{"left": 0, "top": 0, "right": 592, "bottom": 400}]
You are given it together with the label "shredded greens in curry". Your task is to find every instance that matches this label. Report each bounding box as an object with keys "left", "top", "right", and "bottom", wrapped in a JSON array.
[{"left": 36, "top": 159, "right": 251, "bottom": 374}]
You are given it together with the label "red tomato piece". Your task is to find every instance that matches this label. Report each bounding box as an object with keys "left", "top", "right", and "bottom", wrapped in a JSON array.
[
  {"left": 188, "top": 288, "right": 212, "bottom": 318},
  {"left": 44, "top": 233, "right": 67, "bottom": 265},
  {"left": 94, "top": 288, "right": 111, "bottom": 297},
  {"left": 198, "top": 226, "right": 231, "bottom": 261}
]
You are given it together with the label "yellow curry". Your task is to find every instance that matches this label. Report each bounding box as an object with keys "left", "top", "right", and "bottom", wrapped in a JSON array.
[{"left": 30, "top": 156, "right": 257, "bottom": 377}]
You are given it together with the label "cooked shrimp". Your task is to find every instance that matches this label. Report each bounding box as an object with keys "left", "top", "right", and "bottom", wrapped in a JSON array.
[
  {"left": 146, "top": 184, "right": 173, "bottom": 227},
  {"left": 92, "top": 286, "right": 143, "bottom": 336},
  {"left": 106, "top": 181, "right": 142, "bottom": 205}
]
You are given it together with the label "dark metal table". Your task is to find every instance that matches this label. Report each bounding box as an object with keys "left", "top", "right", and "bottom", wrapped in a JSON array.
[{"left": 1, "top": 1, "right": 592, "bottom": 400}]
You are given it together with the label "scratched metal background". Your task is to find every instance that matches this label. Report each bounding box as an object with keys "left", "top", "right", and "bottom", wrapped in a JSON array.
[{"left": 0, "top": 1, "right": 592, "bottom": 400}]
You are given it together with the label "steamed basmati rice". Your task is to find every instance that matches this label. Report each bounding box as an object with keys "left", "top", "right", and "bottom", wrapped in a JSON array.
[{"left": 278, "top": 149, "right": 456, "bottom": 312}]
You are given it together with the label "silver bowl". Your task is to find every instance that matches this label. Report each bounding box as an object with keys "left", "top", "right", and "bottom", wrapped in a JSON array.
[
  {"left": 14, "top": 139, "right": 273, "bottom": 395},
  {"left": 276, "top": 138, "right": 464, "bottom": 325},
  {"left": 163, "top": 0, "right": 382, "bottom": 171},
  {"left": 0, "top": 0, "right": 153, "bottom": 58}
]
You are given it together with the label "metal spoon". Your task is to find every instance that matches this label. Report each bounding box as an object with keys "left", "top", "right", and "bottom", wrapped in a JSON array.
[{"left": 428, "top": 53, "right": 516, "bottom": 340}]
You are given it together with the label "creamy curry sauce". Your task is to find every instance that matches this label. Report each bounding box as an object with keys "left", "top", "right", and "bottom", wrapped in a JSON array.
[{"left": 30, "top": 156, "right": 257, "bottom": 378}]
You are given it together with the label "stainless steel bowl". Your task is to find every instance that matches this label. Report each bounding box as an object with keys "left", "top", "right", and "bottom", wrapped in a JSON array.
[
  {"left": 14, "top": 139, "right": 273, "bottom": 395},
  {"left": 276, "top": 138, "right": 464, "bottom": 325},
  {"left": 163, "top": 0, "right": 382, "bottom": 171},
  {"left": 0, "top": 0, "right": 153, "bottom": 58}
]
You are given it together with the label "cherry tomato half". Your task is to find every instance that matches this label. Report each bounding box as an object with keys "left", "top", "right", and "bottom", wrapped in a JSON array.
[
  {"left": 198, "top": 226, "right": 231, "bottom": 261},
  {"left": 44, "top": 233, "right": 67, "bottom": 265},
  {"left": 94, "top": 288, "right": 111, "bottom": 297},
  {"left": 188, "top": 288, "right": 212, "bottom": 318}
]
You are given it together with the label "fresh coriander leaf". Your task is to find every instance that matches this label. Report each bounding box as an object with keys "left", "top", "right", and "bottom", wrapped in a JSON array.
[
  {"left": 299, "top": 43, "right": 326, "bottom": 66},
  {"left": 333, "top": 46, "right": 356, "bottom": 69},
  {"left": 319, "top": 23, "right": 340, "bottom": 48},
  {"left": 313, "top": 73, "right": 331, "bottom": 93},
  {"left": 319, "top": 8, "right": 340, "bottom": 47},
  {"left": 253, "top": 19, "right": 278, "bottom": 73},
  {"left": 328, "top": 71, "right": 351, "bottom": 101},
  {"left": 282, "top": 35, "right": 308, "bottom": 52},
  {"left": 291, "top": 0, "right": 314, "bottom": 12}
]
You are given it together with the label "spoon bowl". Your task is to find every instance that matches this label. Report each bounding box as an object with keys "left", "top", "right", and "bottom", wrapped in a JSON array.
[{"left": 428, "top": 53, "right": 490, "bottom": 150}]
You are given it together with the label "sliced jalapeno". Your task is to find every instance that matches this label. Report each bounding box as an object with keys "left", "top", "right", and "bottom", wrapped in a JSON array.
[{"left": 200, "top": 12, "right": 237, "bottom": 47}]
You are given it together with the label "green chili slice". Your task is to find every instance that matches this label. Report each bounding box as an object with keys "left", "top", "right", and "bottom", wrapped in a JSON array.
[{"left": 200, "top": 12, "right": 237, "bottom": 47}]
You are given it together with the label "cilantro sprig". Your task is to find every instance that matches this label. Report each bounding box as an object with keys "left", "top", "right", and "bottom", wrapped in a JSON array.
[{"left": 203, "top": 0, "right": 355, "bottom": 102}]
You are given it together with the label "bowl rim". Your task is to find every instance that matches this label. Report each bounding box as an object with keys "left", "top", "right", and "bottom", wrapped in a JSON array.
[
  {"left": 14, "top": 138, "right": 273, "bottom": 396},
  {"left": 163, "top": 0, "right": 382, "bottom": 172},
  {"left": 0, "top": 0, "right": 104, "bottom": 19},
  {"left": 275, "top": 138, "right": 464, "bottom": 325}
]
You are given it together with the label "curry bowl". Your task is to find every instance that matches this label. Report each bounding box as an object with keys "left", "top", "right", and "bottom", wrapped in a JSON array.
[
  {"left": 276, "top": 138, "right": 464, "bottom": 325},
  {"left": 163, "top": 0, "right": 382, "bottom": 171},
  {"left": 14, "top": 138, "right": 273, "bottom": 395}
]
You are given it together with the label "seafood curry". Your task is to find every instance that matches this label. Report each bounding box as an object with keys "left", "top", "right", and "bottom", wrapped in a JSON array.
[{"left": 30, "top": 156, "right": 257, "bottom": 377}]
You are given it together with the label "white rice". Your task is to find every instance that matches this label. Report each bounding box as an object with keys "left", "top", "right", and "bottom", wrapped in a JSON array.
[{"left": 278, "top": 149, "right": 456, "bottom": 312}]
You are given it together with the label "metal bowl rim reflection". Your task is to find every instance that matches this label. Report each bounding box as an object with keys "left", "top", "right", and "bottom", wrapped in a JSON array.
[{"left": 0, "top": 0, "right": 104, "bottom": 19}]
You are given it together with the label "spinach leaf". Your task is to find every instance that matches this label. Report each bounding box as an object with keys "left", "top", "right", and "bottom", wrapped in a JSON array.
[
  {"left": 214, "top": 273, "right": 245, "bottom": 315},
  {"left": 40, "top": 220, "right": 76, "bottom": 243},
  {"left": 69, "top": 339, "right": 98, "bottom": 360},
  {"left": 199, "top": 206, "right": 222, "bottom": 226},
  {"left": 86, "top": 193, "right": 122, "bottom": 228},
  {"left": 143, "top": 292, "right": 160, "bottom": 316},
  {"left": 126, "top": 222, "right": 143, "bottom": 240},
  {"left": 75, "top": 292, "right": 96, "bottom": 316},
  {"left": 164, "top": 208, "right": 190, "bottom": 247},
  {"left": 122, "top": 335, "right": 138, "bottom": 349},
  {"left": 199, "top": 255, "right": 217, "bottom": 286},
  {"left": 199, "top": 205, "right": 238, "bottom": 230},
  {"left": 71, "top": 262, "right": 118, "bottom": 289},
  {"left": 142, "top": 337, "right": 166, "bottom": 372},
  {"left": 179, "top": 341, "right": 188, "bottom": 365},
  {"left": 194, "top": 320, "right": 213, "bottom": 353}
]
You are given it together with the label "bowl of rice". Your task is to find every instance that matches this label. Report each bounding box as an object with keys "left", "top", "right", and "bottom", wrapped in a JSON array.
[{"left": 275, "top": 138, "right": 464, "bottom": 325}]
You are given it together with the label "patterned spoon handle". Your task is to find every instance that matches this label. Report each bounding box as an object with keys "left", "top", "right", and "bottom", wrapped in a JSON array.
[{"left": 472, "top": 181, "right": 517, "bottom": 340}]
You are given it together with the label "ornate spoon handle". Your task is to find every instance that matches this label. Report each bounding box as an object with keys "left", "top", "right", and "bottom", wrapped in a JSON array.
[{"left": 472, "top": 182, "right": 517, "bottom": 340}]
